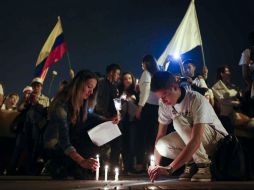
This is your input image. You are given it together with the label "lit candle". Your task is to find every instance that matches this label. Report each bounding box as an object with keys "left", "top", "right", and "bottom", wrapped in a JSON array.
[
  {"left": 95, "top": 154, "right": 100, "bottom": 181},
  {"left": 104, "top": 165, "right": 108, "bottom": 182},
  {"left": 136, "top": 79, "right": 139, "bottom": 86},
  {"left": 114, "top": 167, "right": 119, "bottom": 181},
  {"left": 150, "top": 155, "right": 155, "bottom": 167},
  {"left": 113, "top": 98, "right": 121, "bottom": 111}
]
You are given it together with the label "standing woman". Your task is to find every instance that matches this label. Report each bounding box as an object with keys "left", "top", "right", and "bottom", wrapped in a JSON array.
[
  {"left": 44, "top": 70, "right": 99, "bottom": 179},
  {"left": 118, "top": 72, "right": 138, "bottom": 173},
  {"left": 135, "top": 55, "right": 159, "bottom": 170}
]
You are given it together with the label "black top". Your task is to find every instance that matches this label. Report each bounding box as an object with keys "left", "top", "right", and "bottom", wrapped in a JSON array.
[{"left": 94, "top": 78, "right": 118, "bottom": 118}]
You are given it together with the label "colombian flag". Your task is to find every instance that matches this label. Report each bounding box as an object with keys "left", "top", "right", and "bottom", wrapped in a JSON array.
[{"left": 34, "top": 17, "right": 67, "bottom": 81}]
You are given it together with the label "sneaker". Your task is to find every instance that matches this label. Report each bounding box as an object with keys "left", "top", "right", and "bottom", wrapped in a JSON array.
[
  {"left": 191, "top": 163, "right": 212, "bottom": 182},
  {"left": 178, "top": 163, "right": 198, "bottom": 181}
]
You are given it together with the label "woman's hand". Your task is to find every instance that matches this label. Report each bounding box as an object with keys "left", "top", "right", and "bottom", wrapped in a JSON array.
[
  {"left": 135, "top": 106, "right": 142, "bottom": 120},
  {"left": 69, "top": 150, "right": 98, "bottom": 171},
  {"left": 79, "top": 158, "right": 99, "bottom": 171}
]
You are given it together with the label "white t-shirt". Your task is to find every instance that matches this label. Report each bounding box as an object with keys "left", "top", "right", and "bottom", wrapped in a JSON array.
[
  {"left": 193, "top": 77, "right": 208, "bottom": 88},
  {"left": 212, "top": 80, "right": 238, "bottom": 116},
  {"left": 138, "top": 70, "right": 158, "bottom": 106},
  {"left": 180, "top": 76, "right": 208, "bottom": 91},
  {"left": 158, "top": 90, "right": 228, "bottom": 136}
]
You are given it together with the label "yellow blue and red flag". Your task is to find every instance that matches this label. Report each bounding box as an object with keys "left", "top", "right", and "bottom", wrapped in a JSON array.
[{"left": 34, "top": 17, "right": 67, "bottom": 81}]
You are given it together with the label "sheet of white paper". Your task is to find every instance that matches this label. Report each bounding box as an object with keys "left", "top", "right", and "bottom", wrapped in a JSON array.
[{"left": 88, "top": 121, "right": 122, "bottom": 146}]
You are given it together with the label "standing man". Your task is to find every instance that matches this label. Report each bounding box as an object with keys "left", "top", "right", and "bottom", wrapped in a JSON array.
[
  {"left": 148, "top": 71, "right": 227, "bottom": 182},
  {"left": 94, "top": 64, "right": 120, "bottom": 120},
  {"left": 181, "top": 59, "right": 214, "bottom": 106},
  {"left": 94, "top": 64, "right": 121, "bottom": 168},
  {"left": 24, "top": 77, "right": 49, "bottom": 174},
  {"left": 30, "top": 77, "right": 49, "bottom": 108}
]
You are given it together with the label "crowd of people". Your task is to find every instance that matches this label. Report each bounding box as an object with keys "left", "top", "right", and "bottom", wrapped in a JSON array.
[{"left": 0, "top": 32, "right": 254, "bottom": 181}]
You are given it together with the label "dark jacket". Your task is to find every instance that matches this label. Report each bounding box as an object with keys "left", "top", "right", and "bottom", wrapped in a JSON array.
[
  {"left": 94, "top": 78, "right": 118, "bottom": 118},
  {"left": 44, "top": 100, "right": 103, "bottom": 155}
]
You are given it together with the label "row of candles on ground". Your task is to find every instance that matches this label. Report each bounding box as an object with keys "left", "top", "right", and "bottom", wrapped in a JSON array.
[
  {"left": 95, "top": 154, "right": 155, "bottom": 181},
  {"left": 95, "top": 155, "right": 119, "bottom": 181}
]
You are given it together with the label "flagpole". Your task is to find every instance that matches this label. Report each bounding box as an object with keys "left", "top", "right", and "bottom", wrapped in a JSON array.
[
  {"left": 200, "top": 45, "right": 206, "bottom": 67},
  {"left": 57, "top": 16, "right": 74, "bottom": 78},
  {"left": 66, "top": 50, "right": 72, "bottom": 70}
]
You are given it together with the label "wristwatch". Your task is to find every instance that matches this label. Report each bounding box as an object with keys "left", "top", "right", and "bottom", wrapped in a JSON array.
[{"left": 166, "top": 166, "right": 173, "bottom": 175}]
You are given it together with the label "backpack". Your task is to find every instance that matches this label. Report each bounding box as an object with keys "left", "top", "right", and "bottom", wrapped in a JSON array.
[{"left": 211, "top": 135, "right": 252, "bottom": 180}]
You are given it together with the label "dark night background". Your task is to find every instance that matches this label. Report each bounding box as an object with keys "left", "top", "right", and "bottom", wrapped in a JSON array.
[{"left": 0, "top": 0, "right": 254, "bottom": 97}]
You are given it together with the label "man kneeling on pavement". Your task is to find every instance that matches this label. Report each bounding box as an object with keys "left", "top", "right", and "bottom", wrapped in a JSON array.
[{"left": 148, "top": 71, "right": 228, "bottom": 182}]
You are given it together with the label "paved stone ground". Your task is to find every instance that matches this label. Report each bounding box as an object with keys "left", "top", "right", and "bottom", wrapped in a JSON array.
[{"left": 0, "top": 176, "right": 254, "bottom": 190}]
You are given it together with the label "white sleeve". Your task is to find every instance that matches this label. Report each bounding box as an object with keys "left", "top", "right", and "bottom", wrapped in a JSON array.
[
  {"left": 193, "top": 77, "right": 208, "bottom": 88},
  {"left": 211, "top": 81, "right": 226, "bottom": 101},
  {"left": 191, "top": 93, "right": 214, "bottom": 125},
  {"left": 239, "top": 49, "right": 250, "bottom": 66},
  {"left": 158, "top": 100, "right": 172, "bottom": 125},
  {"left": 212, "top": 87, "right": 224, "bottom": 101},
  {"left": 138, "top": 71, "right": 151, "bottom": 106}
]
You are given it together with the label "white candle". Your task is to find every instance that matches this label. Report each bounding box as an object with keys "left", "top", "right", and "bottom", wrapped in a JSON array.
[
  {"left": 104, "top": 165, "right": 108, "bottom": 182},
  {"left": 113, "top": 98, "right": 121, "bottom": 111},
  {"left": 150, "top": 155, "right": 155, "bottom": 167},
  {"left": 114, "top": 167, "right": 119, "bottom": 181},
  {"left": 136, "top": 79, "right": 139, "bottom": 85},
  {"left": 95, "top": 154, "right": 100, "bottom": 181}
]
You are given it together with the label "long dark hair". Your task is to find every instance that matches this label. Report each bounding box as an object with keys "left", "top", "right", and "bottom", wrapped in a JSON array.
[
  {"left": 118, "top": 72, "right": 136, "bottom": 96},
  {"left": 216, "top": 65, "right": 229, "bottom": 82},
  {"left": 142, "top": 54, "right": 159, "bottom": 76},
  {"left": 215, "top": 65, "right": 236, "bottom": 89},
  {"left": 49, "top": 70, "right": 98, "bottom": 124}
]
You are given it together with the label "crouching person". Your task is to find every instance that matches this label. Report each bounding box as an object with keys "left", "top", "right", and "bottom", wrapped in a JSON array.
[
  {"left": 44, "top": 70, "right": 99, "bottom": 179},
  {"left": 147, "top": 71, "right": 228, "bottom": 182}
]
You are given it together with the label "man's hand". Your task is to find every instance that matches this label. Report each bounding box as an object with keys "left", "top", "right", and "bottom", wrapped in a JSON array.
[
  {"left": 186, "top": 77, "right": 193, "bottom": 84},
  {"left": 147, "top": 165, "right": 172, "bottom": 182},
  {"left": 79, "top": 158, "right": 99, "bottom": 171},
  {"left": 111, "top": 113, "right": 121, "bottom": 124}
]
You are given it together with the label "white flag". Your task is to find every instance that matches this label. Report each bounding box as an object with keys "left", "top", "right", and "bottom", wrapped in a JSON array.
[{"left": 158, "top": 0, "right": 202, "bottom": 66}]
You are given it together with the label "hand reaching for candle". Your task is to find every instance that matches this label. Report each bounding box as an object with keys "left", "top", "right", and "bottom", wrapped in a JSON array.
[
  {"left": 79, "top": 158, "right": 99, "bottom": 171},
  {"left": 148, "top": 165, "right": 173, "bottom": 182},
  {"left": 69, "top": 150, "right": 99, "bottom": 171}
]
